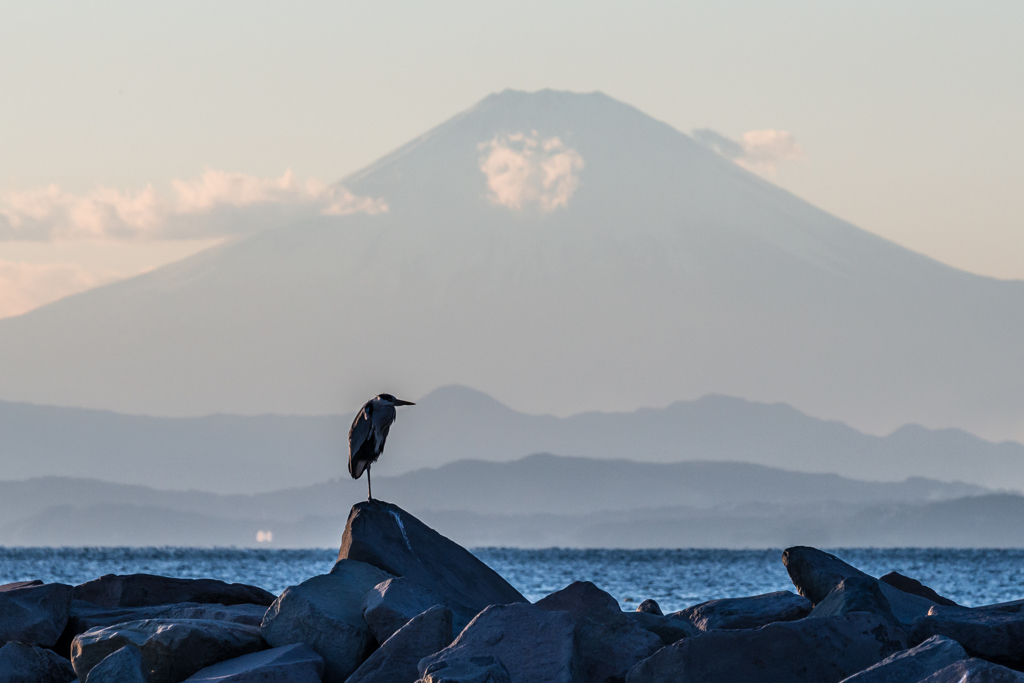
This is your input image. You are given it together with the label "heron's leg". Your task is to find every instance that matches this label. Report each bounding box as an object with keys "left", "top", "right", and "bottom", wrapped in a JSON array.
[{"left": 367, "top": 466, "right": 372, "bottom": 502}]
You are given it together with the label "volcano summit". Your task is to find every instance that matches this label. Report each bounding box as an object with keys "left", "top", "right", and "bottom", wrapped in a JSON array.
[{"left": 0, "top": 90, "right": 1021, "bottom": 442}]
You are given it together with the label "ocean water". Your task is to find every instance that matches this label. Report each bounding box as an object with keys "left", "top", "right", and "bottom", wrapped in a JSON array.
[{"left": 1, "top": 547, "right": 1022, "bottom": 613}]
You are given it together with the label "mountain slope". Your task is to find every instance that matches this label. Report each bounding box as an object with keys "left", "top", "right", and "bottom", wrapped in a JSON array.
[
  {"left": 0, "top": 90, "right": 1021, "bottom": 440},
  {"left": 3, "top": 386, "right": 1023, "bottom": 493}
]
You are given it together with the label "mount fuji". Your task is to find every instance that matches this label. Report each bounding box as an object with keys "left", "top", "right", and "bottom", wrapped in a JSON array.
[{"left": 0, "top": 90, "right": 1021, "bottom": 442}]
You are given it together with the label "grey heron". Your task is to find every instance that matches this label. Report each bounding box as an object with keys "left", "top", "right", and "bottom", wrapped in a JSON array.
[{"left": 348, "top": 393, "right": 415, "bottom": 500}]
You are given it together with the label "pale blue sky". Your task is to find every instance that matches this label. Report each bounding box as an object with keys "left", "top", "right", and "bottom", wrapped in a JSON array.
[{"left": 1, "top": 0, "right": 1022, "bottom": 315}]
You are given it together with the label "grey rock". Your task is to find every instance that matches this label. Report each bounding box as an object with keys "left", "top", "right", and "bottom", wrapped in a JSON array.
[
  {"left": 83, "top": 646, "right": 146, "bottom": 683},
  {"left": 810, "top": 577, "right": 902, "bottom": 631},
  {"left": 880, "top": 572, "right": 958, "bottom": 607},
  {"left": 840, "top": 635, "right": 967, "bottom": 683},
  {"left": 362, "top": 577, "right": 451, "bottom": 644},
  {"left": 635, "top": 600, "right": 662, "bottom": 616},
  {"left": 0, "top": 642, "right": 76, "bottom": 683},
  {"left": 339, "top": 501, "right": 525, "bottom": 628},
  {"left": 74, "top": 574, "right": 275, "bottom": 608},
  {"left": 782, "top": 545, "right": 936, "bottom": 625},
  {"left": 626, "top": 612, "right": 906, "bottom": 683},
  {"left": 782, "top": 546, "right": 871, "bottom": 604},
  {"left": 911, "top": 609, "right": 1024, "bottom": 670},
  {"left": 0, "top": 581, "right": 74, "bottom": 647},
  {"left": 261, "top": 560, "right": 392, "bottom": 683},
  {"left": 536, "top": 582, "right": 661, "bottom": 683},
  {"left": 624, "top": 612, "right": 697, "bottom": 645},
  {"left": 535, "top": 582, "right": 622, "bottom": 623},
  {"left": 70, "top": 618, "right": 265, "bottom": 683},
  {"left": 419, "top": 654, "right": 511, "bottom": 683},
  {"left": 183, "top": 643, "right": 324, "bottom": 683},
  {"left": 348, "top": 605, "right": 452, "bottom": 683},
  {"left": 58, "top": 599, "right": 268, "bottom": 656},
  {"left": 918, "top": 658, "right": 1024, "bottom": 682},
  {"left": 419, "top": 603, "right": 582, "bottom": 683},
  {"left": 674, "top": 590, "right": 810, "bottom": 631}
]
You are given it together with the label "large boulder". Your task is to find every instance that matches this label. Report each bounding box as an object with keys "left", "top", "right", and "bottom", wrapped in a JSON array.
[
  {"left": 58, "top": 600, "right": 268, "bottom": 656},
  {"left": 879, "top": 572, "right": 958, "bottom": 607},
  {"left": 347, "top": 605, "right": 453, "bottom": 683},
  {"left": 626, "top": 613, "right": 906, "bottom": 683},
  {"left": 674, "top": 590, "right": 811, "bottom": 631},
  {"left": 361, "top": 577, "right": 451, "bottom": 644},
  {"left": 83, "top": 645, "right": 147, "bottom": 683},
  {"left": 419, "top": 603, "right": 583, "bottom": 683},
  {"left": 183, "top": 643, "right": 324, "bottom": 683},
  {"left": 536, "top": 582, "right": 663, "bottom": 683},
  {"left": 810, "top": 577, "right": 902, "bottom": 632},
  {"left": 910, "top": 610, "right": 1024, "bottom": 670},
  {"left": 782, "top": 546, "right": 937, "bottom": 625},
  {"left": 74, "top": 574, "right": 276, "bottom": 608},
  {"left": 624, "top": 612, "right": 696, "bottom": 646},
  {"left": 0, "top": 642, "right": 76, "bottom": 683},
  {"left": 70, "top": 618, "right": 265, "bottom": 683},
  {"left": 419, "top": 654, "right": 512, "bottom": 683},
  {"left": 339, "top": 501, "right": 526, "bottom": 627},
  {"left": 839, "top": 635, "right": 967, "bottom": 683},
  {"left": 261, "top": 560, "right": 392, "bottom": 683},
  {"left": 0, "top": 581, "right": 74, "bottom": 648},
  {"left": 919, "top": 659, "right": 1024, "bottom": 682}
]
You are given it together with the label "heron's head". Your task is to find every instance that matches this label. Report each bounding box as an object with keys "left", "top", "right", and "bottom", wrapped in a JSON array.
[{"left": 377, "top": 393, "right": 415, "bottom": 407}]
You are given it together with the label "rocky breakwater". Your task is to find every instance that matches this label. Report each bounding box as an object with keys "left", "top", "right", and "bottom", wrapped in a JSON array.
[{"left": 6, "top": 511, "right": 1024, "bottom": 683}]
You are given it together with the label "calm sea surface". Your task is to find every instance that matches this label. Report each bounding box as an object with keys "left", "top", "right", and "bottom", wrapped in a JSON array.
[{"left": 1, "top": 547, "right": 1021, "bottom": 613}]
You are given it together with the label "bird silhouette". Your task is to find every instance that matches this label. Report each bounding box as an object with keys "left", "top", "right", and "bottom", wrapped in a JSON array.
[{"left": 348, "top": 393, "right": 415, "bottom": 500}]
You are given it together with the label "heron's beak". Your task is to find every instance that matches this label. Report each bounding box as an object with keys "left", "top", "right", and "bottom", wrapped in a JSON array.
[{"left": 394, "top": 399, "right": 416, "bottom": 406}]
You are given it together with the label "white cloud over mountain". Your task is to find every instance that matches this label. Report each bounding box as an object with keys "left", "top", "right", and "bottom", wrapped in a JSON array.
[
  {"left": 478, "top": 132, "right": 584, "bottom": 211},
  {"left": 0, "top": 170, "right": 387, "bottom": 242}
]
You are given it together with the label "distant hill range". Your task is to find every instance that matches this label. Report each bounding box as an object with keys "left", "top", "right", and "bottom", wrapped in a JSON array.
[
  {"left": 2, "top": 454, "right": 1020, "bottom": 548},
  {"left": 0, "top": 90, "right": 1021, "bottom": 443},
  {"left": 2, "top": 386, "right": 1022, "bottom": 494}
]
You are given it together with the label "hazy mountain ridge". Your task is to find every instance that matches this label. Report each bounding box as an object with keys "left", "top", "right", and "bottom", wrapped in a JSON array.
[
  {"left": 0, "top": 453, "right": 1002, "bottom": 548},
  {"left": 0, "top": 90, "right": 1021, "bottom": 442},
  {"left": 2, "top": 385, "right": 1022, "bottom": 493}
]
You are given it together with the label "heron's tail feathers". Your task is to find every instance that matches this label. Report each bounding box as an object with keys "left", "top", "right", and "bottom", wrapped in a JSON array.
[{"left": 349, "top": 458, "right": 368, "bottom": 480}]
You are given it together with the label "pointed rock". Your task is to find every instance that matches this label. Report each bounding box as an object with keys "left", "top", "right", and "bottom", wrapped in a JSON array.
[
  {"left": 347, "top": 605, "right": 452, "bottom": 683},
  {"left": 419, "top": 603, "right": 582, "bottom": 683},
  {"left": 339, "top": 501, "right": 525, "bottom": 627},
  {"left": 0, "top": 580, "right": 73, "bottom": 648},
  {"left": 361, "top": 577, "right": 451, "bottom": 644},
  {"left": 839, "top": 635, "right": 966, "bottom": 683},
  {"left": 537, "top": 582, "right": 662, "bottom": 683},
  {"left": 261, "top": 559, "right": 392, "bottom": 683}
]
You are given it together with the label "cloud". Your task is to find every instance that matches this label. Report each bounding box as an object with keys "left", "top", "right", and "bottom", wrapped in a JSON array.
[
  {"left": 479, "top": 132, "right": 584, "bottom": 211},
  {"left": 693, "top": 128, "right": 805, "bottom": 175},
  {"left": 0, "top": 170, "right": 387, "bottom": 242},
  {"left": 0, "top": 260, "right": 126, "bottom": 319}
]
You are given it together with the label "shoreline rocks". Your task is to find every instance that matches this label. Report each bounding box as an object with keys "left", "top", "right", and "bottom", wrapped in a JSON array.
[{"left": 4, "top": 506, "right": 1024, "bottom": 683}]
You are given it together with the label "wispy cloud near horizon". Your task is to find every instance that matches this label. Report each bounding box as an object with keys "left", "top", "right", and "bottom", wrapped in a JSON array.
[
  {"left": 694, "top": 128, "right": 805, "bottom": 175},
  {"left": 0, "top": 170, "right": 388, "bottom": 243},
  {"left": 0, "top": 260, "right": 127, "bottom": 319}
]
